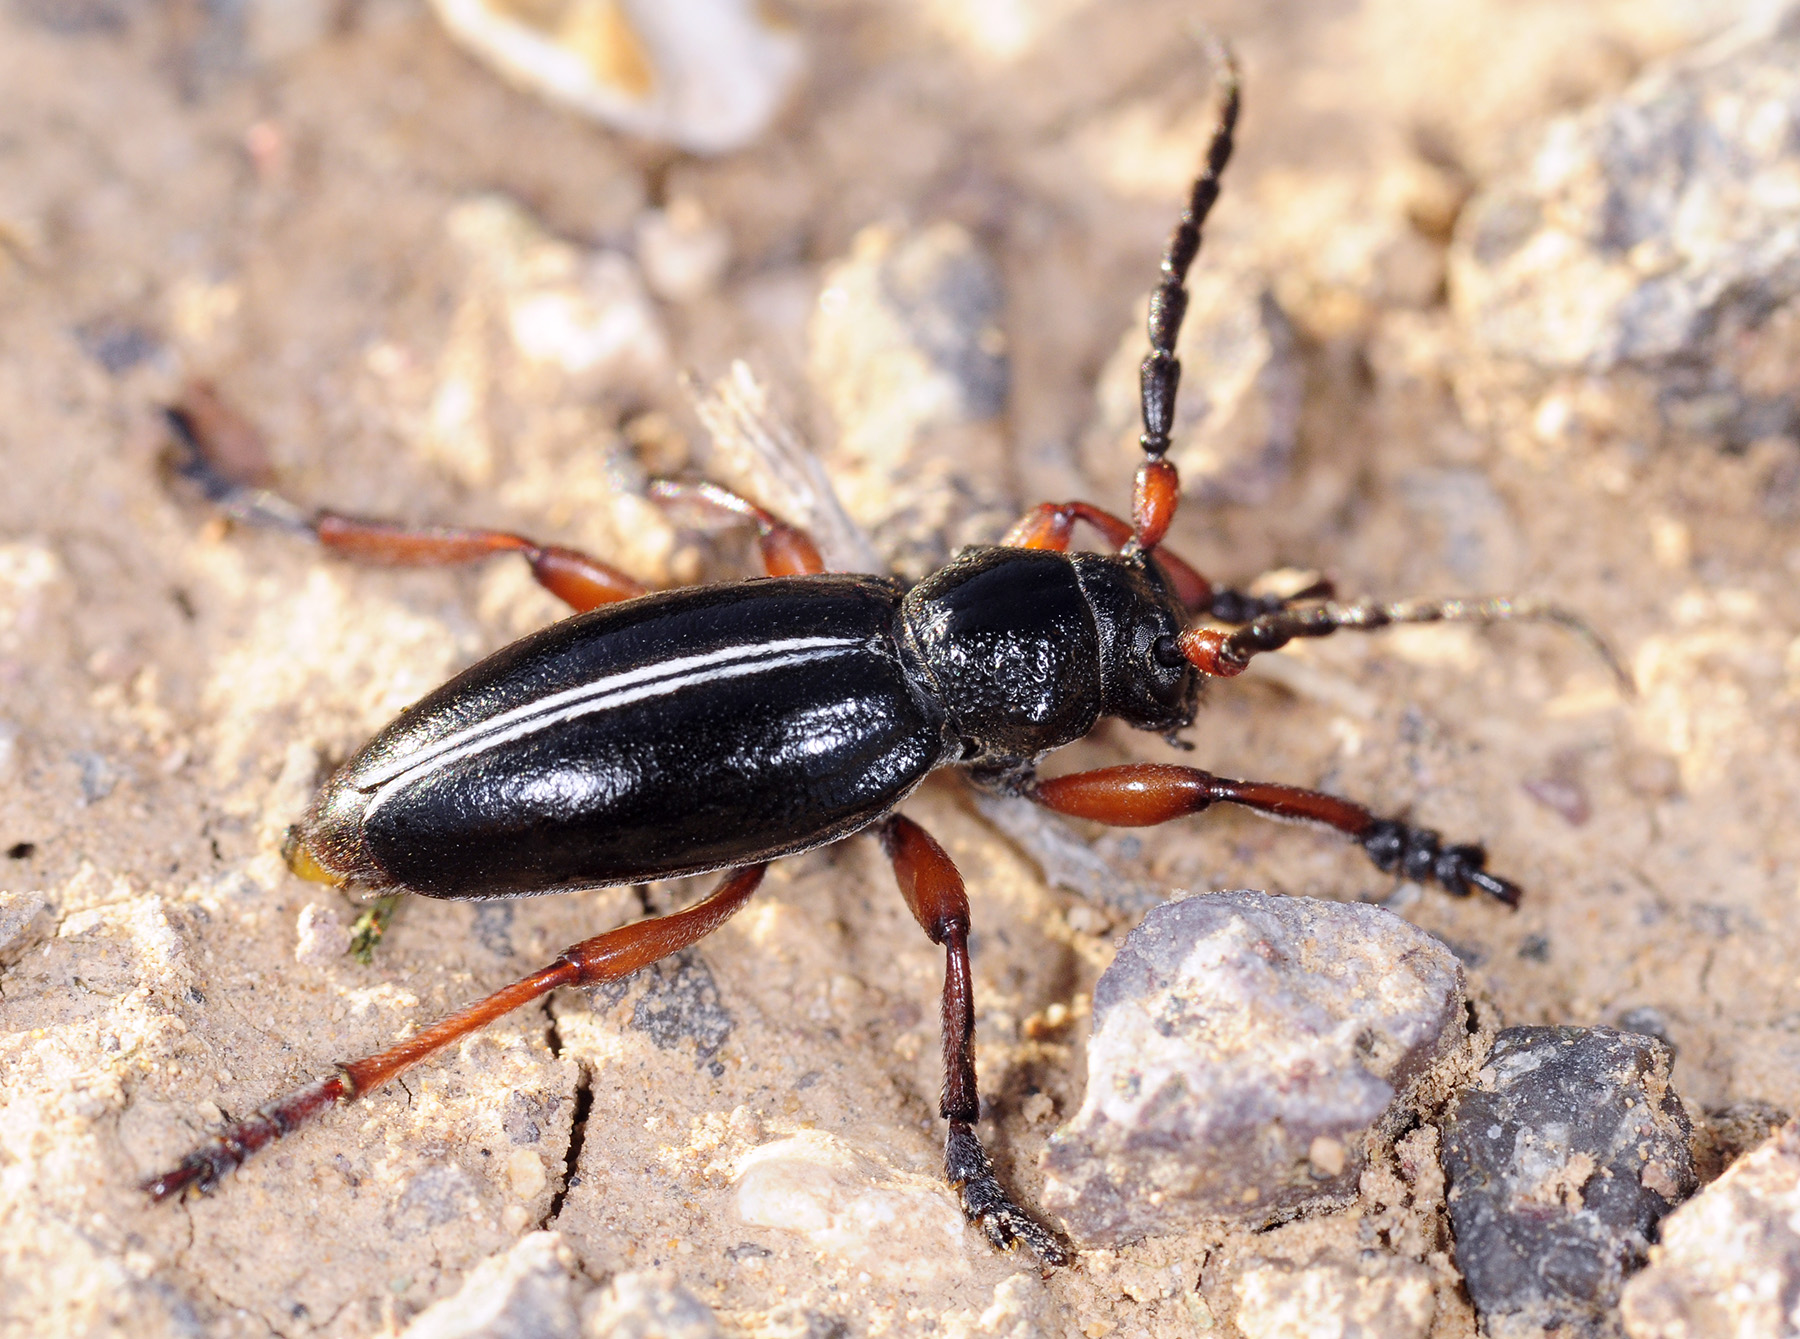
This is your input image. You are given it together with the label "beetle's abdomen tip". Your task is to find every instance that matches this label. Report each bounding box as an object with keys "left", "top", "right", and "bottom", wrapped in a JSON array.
[
  {"left": 282, "top": 824, "right": 345, "bottom": 886},
  {"left": 282, "top": 773, "right": 390, "bottom": 890}
]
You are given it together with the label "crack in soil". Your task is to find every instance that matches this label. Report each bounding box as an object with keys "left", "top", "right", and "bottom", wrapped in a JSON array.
[{"left": 544, "top": 1005, "right": 593, "bottom": 1228}]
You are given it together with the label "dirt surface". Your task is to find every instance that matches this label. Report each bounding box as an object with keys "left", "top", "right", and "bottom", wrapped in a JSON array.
[{"left": 2, "top": 1, "right": 1796, "bottom": 1336}]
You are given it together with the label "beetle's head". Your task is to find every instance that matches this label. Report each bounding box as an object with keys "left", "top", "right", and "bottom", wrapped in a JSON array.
[{"left": 1071, "top": 551, "right": 1200, "bottom": 738}]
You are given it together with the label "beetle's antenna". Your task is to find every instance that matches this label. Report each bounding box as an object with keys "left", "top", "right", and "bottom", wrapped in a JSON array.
[
  {"left": 1131, "top": 41, "right": 1241, "bottom": 553},
  {"left": 1179, "top": 595, "right": 1635, "bottom": 693}
]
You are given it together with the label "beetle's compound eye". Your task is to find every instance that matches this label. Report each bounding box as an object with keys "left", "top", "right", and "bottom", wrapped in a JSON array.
[{"left": 1152, "top": 632, "right": 1187, "bottom": 669}]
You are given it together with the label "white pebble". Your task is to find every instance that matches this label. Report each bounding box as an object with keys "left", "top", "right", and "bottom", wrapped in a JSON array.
[{"left": 429, "top": 0, "right": 802, "bottom": 155}]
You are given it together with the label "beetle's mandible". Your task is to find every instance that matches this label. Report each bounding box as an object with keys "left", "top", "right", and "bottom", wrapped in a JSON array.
[{"left": 143, "top": 52, "right": 1622, "bottom": 1264}]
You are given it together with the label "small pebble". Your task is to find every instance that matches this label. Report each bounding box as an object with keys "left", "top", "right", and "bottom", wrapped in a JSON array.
[
  {"left": 636, "top": 200, "right": 730, "bottom": 303},
  {"left": 1307, "top": 1135, "right": 1347, "bottom": 1179},
  {"left": 733, "top": 1131, "right": 969, "bottom": 1281},
  {"left": 1041, "top": 890, "right": 1466, "bottom": 1244},
  {"left": 1234, "top": 1250, "right": 1436, "bottom": 1339},
  {"left": 446, "top": 194, "right": 669, "bottom": 392},
  {"left": 399, "top": 1232, "right": 580, "bottom": 1339},
  {"left": 508, "top": 1148, "right": 547, "bottom": 1201},
  {"left": 0, "top": 891, "right": 51, "bottom": 964},
  {"left": 428, "top": 0, "right": 802, "bottom": 155},
  {"left": 1441, "top": 1026, "right": 1696, "bottom": 1338},
  {"left": 293, "top": 902, "right": 350, "bottom": 966},
  {"left": 1621, "top": 1118, "right": 1800, "bottom": 1339},
  {"left": 584, "top": 1270, "right": 724, "bottom": 1339}
]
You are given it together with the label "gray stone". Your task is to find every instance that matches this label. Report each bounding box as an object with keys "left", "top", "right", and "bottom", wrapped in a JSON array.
[
  {"left": 396, "top": 1164, "right": 481, "bottom": 1236},
  {"left": 401, "top": 1232, "right": 582, "bottom": 1339},
  {"left": 1083, "top": 266, "right": 1300, "bottom": 505},
  {"left": 0, "top": 890, "right": 52, "bottom": 965},
  {"left": 1441, "top": 1026, "right": 1696, "bottom": 1339},
  {"left": 1041, "top": 890, "right": 1467, "bottom": 1245},
  {"left": 1452, "top": 8, "right": 1800, "bottom": 449},
  {"left": 584, "top": 1271, "right": 723, "bottom": 1339},
  {"left": 1621, "top": 1118, "right": 1800, "bottom": 1339}
]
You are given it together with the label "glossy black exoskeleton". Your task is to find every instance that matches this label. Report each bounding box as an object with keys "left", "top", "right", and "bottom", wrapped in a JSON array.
[
  {"left": 145, "top": 53, "right": 1619, "bottom": 1263},
  {"left": 299, "top": 548, "right": 1192, "bottom": 900}
]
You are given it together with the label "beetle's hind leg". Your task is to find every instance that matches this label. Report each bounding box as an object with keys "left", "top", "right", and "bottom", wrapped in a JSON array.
[
  {"left": 880, "top": 815, "right": 1071, "bottom": 1265},
  {"left": 164, "top": 386, "right": 833, "bottom": 608},
  {"left": 162, "top": 388, "right": 649, "bottom": 613},
  {"left": 143, "top": 864, "right": 767, "bottom": 1201},
  {"left": 1026, "top": 763, "right": 1521, "bottom": 906}
]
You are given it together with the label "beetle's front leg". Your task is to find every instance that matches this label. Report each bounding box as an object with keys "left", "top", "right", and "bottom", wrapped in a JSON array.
[
  {"left": 880, "top": 815, "right": 1070, "bottom": 1265},
  {"left": 1000, "top": 500, "right": 1332, "bottom": 621},
  {"left": 1027, "top": 763, "right": 1522, "bottom": 906}
]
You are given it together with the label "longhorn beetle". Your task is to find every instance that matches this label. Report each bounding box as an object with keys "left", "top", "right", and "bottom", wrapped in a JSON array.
[{"left": 143, "top": 53, "right": 1621, "bottom": 1263}]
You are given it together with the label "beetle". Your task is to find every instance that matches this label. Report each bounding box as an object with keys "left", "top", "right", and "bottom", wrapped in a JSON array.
[{"left": 142, "top": 55, "right": 1618, "bottom": 1264}]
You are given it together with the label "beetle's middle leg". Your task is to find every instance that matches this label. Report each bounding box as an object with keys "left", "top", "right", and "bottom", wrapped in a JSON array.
[
  {"left": 142, "top": 863, "right": 767, "bottom": 1202},
  {"left": 880, "top": 814, "right": 1070, "bottom": 1265},
  {"left": 646, "top": 478, "right": 826, "bottom": 575}
]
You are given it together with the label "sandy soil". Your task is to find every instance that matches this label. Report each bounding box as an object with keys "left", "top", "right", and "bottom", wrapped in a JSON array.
[{"left": 2, "top": 1, "right": 1795, "bottom": 1335}]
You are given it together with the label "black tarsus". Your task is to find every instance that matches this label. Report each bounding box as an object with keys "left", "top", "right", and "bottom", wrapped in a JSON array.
[
  {"left": 162, "top": 405, "right": 314, "bottom": 537},
  {"left": 1361, "top": 818, "right": 1520, "bottom": 907},
  {"left": 947, "top": 1122, "right": 1070, "bottom": 1264}
]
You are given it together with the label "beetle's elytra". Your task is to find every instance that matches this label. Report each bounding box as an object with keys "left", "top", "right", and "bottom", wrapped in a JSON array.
[{"left": 144, "top": 52, "right": 1615, "bottom": 1264}]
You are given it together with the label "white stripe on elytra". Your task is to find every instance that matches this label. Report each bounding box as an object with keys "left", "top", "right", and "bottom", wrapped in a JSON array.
[{"left": 357, "top": 635, "right": 864, "bottom": 818}]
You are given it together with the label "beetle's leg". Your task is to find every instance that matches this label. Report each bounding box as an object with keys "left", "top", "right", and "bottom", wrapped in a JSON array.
[
  {"left": 309, "top": 514, "right": 647, "bottom": 612},
  {"left": 1026, "top": 763, "right": 1518, "bottom": 905},
  {"left": 880, "top": 815, "right": 1070, "bottom": 1265},
  {"left": 1178, "top": 595, "right": 1632, "bottom": 691},
  {"left": 163, "top": 397, "right": 646, "bottom": 613},
  {"left": 646, "top": 478, "right": 826, "bottom": 576},
  {"left": 142, "top": 864, "right": 766, "bottom": 1202},
  {"left": 1001, "top": 500, "right": 1331, "bottom": 621},
  {"left": 1001, "top": 500, "right": 1136, "bottom": 553}
]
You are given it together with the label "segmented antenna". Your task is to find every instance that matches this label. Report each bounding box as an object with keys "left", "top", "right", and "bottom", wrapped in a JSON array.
[
  {"left": 1139, "top": 46, "right": 1240, "bottom": 460},
  {"left": 1180, "top": 595, "right": 1636, "bottom": 693},
  {"left": 1130, "top": 45, "right": 1241, "bottom": 553}
]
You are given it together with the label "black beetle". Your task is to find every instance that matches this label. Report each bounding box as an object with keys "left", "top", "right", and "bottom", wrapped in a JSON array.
[{"left": 144, "top": 57, "right": 1617, "bottom": 1263}]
